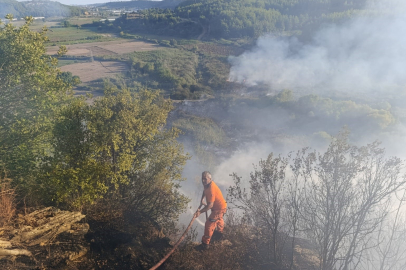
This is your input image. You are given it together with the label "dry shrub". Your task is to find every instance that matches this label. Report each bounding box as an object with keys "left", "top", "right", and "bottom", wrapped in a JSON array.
[{"left": 0, "top": 176, "right": 16, "bottom": 227}]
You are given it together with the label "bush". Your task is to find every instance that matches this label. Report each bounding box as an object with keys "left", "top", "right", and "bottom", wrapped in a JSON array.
[{"left": 40, "top": 88, "right": 189, "bottom": 214}]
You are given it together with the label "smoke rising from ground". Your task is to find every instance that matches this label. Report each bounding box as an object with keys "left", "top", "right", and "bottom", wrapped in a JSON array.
[
  {"left": 229, "top": 1, "right": 406, "bottom": 95},
  {"left": 179, "top": 2, "right": 406, "bottom": 257}
]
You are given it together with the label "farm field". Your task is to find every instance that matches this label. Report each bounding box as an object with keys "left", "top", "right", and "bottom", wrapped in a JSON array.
[
  {"left": 44, "top": 27, "right": 117, "bottom": 45},
  {"left": 47, "top": 40, "right": 161, "bottom": 56},
  {"left": 60, "top": 61, "right": 128, "bottom": 83}
]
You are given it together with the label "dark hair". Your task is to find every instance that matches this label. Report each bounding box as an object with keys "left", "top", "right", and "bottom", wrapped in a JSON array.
[{"left": 202, "top": 171, "right": 212, "bottom": 179}]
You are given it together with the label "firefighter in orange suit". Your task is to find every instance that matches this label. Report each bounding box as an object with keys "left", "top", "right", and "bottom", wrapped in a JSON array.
[{"left": 194, "top": 171, "right": 227, "bottom": 250}]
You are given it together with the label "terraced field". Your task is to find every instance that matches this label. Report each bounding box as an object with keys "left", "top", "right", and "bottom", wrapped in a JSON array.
[
  {"left": 47, "top": 40, "right": 161, "bottom": 57},
  {"left": 60, "top": 61, "right": 128, "bottom": 83},
  {"left": 49, "top": 39, "right": 162, "bottom": 84}
]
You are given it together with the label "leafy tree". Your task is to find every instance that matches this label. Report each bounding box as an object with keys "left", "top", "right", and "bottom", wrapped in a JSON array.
[
  {"left": 0, "top": 15, "right": 71, "bottom": 188},
  {"left": 40, "top": 86, "right": 189, "bottom": 215},
  {"left": 57, "top": 71, "right": 81, "bottom": 86},
  {"left": 63, "top": 20, "right": 71, "bottom": 28},
  {"left": 57, "top": 45, "right": 67, "bottom": 57}
]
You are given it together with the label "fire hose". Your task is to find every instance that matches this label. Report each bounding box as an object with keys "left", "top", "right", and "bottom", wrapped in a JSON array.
[{"left": 149, "top": 206, "right": 207, "bottom": 270}]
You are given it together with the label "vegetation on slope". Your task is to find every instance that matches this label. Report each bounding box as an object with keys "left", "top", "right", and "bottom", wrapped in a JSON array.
[
  {"left": 0, "top": 0, "right": 85, "bottom": 18},
  {"left": 0, "top": 18, "right": 188, "bottom": 230},
  {"left": 101, "top": 0, "right": 370, "bottom": 39},
  {"left": 2, "top": 5, "right": 406, "bottom": 269}
]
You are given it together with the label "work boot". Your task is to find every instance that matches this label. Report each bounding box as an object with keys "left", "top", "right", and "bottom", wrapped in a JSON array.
[
  {"left": 212, "top": 231, "right": 224, "bottom": 241},
  {"left": 195, "top": 242, "right": 209, "bottom": 251}
]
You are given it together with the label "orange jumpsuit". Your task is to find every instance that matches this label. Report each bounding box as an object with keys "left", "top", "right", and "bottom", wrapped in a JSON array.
[{"left": 202, "top": 181, "right": 227, "bottom": 245}]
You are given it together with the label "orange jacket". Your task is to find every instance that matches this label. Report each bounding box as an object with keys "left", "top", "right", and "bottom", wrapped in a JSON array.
[{"left": 204, "top": 181, "right": 227, "bottom": 210}]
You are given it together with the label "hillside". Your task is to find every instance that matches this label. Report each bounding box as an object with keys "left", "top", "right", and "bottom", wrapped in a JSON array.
[
  {"left": 94, "top": 0, "right": 184, "bottom": 10},
  {"left": 0, "top": 0, "right": 85, "bottom": 18},
  {"left": 104, "top": 0, "right": 370, "bottom": 39}
]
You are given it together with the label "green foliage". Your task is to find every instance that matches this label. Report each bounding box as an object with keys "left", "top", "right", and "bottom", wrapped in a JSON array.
[
  {"left": 0, "top": 17, "right": 71, "bottom": 187},
  {"left": 0, "top": 0, "right": 26, "bottom": 18},
  {"left": 57, "top": 45, "right": 67, "bottom": 57},
  {"left": 199, "top": 55, "right": 230, "bottom": 89},
  {"left": 293, "top": 95, "right": 395, "bottom": 129},
  {"left": 63, "top": 20, "right": 71, "bottom": 28},
  {"left": 57, "top": 71, "right": 82, "bottom": 86},
  {"left": 173, "top": 114, "right": 228, "bottom": 167},
  {"left": 255, "top": 91, "right": 397, "bottom": 132},
  {"left": 44, "top": 27, "right": 110, "bottom": 46},
  {"left": 129, "top": 48, "right": 205, "bottom": 99},
  {"left": 0, "top": 20, "right": 189, "bottom": 227},
  {"left": 174, "top": 115, "right": 227, "bottom": 146},
  {"left": 101, "top": 0, "right": 370, "bottom": 39},
  {"left": 0, "top": 0, "right": 85, "bottom": 18},
  {"left": 40, "top": 87, "right": 189, "bottom": 210},
  {"left": 125, "top": 47, "right": 230, "bottom": 99},
  {"left": 274, "top": 89, "right": 293, "bottom": 103}
]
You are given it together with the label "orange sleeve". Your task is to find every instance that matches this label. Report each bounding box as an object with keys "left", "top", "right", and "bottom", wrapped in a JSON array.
[{"left": 205, "top": 185, "right": 215, "bottom": 203}]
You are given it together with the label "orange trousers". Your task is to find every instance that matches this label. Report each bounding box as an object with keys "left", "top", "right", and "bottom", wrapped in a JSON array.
[{"left": 201, "top": 208, "right": 226, "bottom": 244}]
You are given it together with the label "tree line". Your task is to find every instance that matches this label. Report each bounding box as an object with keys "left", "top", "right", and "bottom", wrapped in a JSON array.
[
  {"left": 100, "top": 0, "right": 370, "bottom": 39},
  {"left": 0, "top": 0, "right": 85, "bottom": 18}
]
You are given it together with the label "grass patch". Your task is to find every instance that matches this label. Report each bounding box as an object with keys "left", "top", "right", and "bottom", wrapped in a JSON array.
[
  {"left": 128, "top": 48, "right": 201, "bottom": 98},
  {"left": 173, "top": 114, "right": 228, "bottom": 168},
  {"left": 173, "top": 114, "right": 227, "bottom": 147},
  {"left": 57, "top": 59, "right": 89, "bottom": 67},
  {"left": 44, "top": 27, "right": 118, "bottom": 45},
  {"left": 114, "top": 43, "right": 232, "bottom": 99},
  {"left": 66, "top": 17, "right": 102, "bottom": 26}
]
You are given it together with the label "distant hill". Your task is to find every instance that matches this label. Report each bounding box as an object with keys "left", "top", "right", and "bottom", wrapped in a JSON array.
[
  {"left": 105, "top": 0, "right": 369, "bottom": 39},
  {"left": 94, "top": 0, "right": 184, "bottom": 10},
  {"left": 0, "top": 0, "right": 85, "bottom": 18}
]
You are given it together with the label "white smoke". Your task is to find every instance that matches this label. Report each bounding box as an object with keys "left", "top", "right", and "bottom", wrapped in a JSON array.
[
  {"left": 229, "top": 0, "right": 406, "bottom": 96},
  {"left": 180, "top": 0, "right": 406, "bottom": 253}
]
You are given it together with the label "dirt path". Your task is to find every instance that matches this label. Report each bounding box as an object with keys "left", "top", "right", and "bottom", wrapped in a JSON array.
[{"left": 198, "top": 25, "right": 208, "bottom": 40}]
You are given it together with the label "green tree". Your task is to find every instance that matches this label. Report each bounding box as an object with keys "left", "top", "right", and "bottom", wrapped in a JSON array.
[
  {"left": 41, "top": 86, "right": 189, "bottom": 217},
  {"left": 0, "top": 15, "right": 71, "bottom": 188},
  {"left": 57, "top": 45, "right": 67, "bottom": 57},
  {"left": 63, "top": 20, "right": 71, "bottom": 27},
  {"left": 57, "top": 71, "right": 82, "bottom": 86}
]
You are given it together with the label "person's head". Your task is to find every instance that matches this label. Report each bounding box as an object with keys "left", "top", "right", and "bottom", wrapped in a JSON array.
[{"left": 202, "top": 171, "right": 212, "bottom": 186}]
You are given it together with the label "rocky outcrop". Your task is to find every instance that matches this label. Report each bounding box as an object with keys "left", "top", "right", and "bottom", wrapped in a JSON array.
[{"left": 0, "top": 207, "right": 89, "bottom": 269}]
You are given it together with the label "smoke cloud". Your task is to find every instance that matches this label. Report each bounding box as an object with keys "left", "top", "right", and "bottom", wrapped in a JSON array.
[
  {"left": 229, "top": 1, "right": 406, "bottom": 96},
  {"left": 180, "top": 1, "right": 406, "bottom": 251}
]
